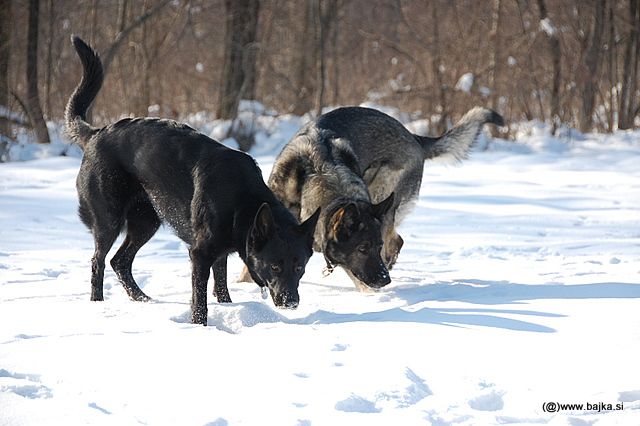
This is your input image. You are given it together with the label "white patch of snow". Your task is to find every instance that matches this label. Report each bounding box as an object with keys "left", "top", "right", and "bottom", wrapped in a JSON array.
[
  {"left": 455, "top": 73, "right": 474, "bottom": 93},
  {"left": 539, "top": 17, "right": 557, "bottom": 36}
]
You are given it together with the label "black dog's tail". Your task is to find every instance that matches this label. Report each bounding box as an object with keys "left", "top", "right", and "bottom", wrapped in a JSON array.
[
  {"left": 64, "top": 36, "right": 104, "bottom": 149},
  {"left": 415, "top": 107, "right": 504, "bottom": 162}
]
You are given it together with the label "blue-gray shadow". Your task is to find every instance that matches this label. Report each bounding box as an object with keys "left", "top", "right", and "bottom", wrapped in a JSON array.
[
  {"left": 292, "top": 305, "right": 560, "bottom": 333},
  {"left": 391, "top": 280, "right": 640, "bottom": 306}
]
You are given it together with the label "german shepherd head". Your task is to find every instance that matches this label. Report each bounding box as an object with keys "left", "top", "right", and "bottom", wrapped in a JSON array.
[
  {"left": 323, "top": 193, "right": 395, "bottom": 288},
  {"left": 245, "top": 203, "right": 320, "bottom": 308}
]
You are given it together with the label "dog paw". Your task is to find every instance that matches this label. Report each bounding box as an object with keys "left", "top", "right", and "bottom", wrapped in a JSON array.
[
  {"left": 191, "top": 309, "right": 208, "bottom": 326},
  {"left": 213, "top": 289, "right": 232, "bottom": 304},
  {"left": 129, "top": 291, "right": 151, "bottom": 302}
]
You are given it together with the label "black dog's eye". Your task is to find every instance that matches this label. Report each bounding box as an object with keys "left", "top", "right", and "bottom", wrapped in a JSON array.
[
  {"left": 271, "top": 264, "right": 282, "bottom": 273},
  {"left": 294, "top": 265, "right": 303, "bottom": 273}
]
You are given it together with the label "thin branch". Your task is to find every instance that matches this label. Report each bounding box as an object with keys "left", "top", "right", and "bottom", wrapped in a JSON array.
[{"left": 102, "top": 0, "right": 172, "bottom": 75}]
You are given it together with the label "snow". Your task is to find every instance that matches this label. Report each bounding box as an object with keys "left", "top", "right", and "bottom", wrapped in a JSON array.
[
  {"left": 455, "top": 73, "right": 474, "bottom": 93},
  {"left": 0, "top": 106, "right": 26, "bottom": 123},
  {"left": 540, "top": 18, "right": 557, "bottom": 36},
  {"left": 1, "top": 108, "right": 640, "bottom": 425}
]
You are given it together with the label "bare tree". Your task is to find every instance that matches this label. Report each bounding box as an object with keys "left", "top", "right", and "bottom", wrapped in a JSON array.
[
  {"left": 618, "top": 0, "right": 640, "bottom": 130},
  {"left": 430, "top": 2, "right": 448, "bottom": 133},
  {"left": 292, "top": 2, "right": 316, "bottom": 115},
  {"left": 0, "top": 0, "right": 10, "bottom": 127},
  {"left": 26, "top": 0, "right": 50, "bottom": 144},
  {"left": 44, "top": 0, "right": 56, "bottom": 118},
  {"left": 0, "top": 0, "right": 11, "bottom": 159},
  {"left": 489, "top": 0, "right": 503, "bottom": 136},
  {"left": 537, "top": 0, "right": 562, "bottom": 134},
  {"left": 578, "top": 0, "right": 606, "bottom": 133},
  {"left": 101, "top": 0, "right": 172, "bottom": 77},
  {"left": 314, "top": 0, "right": 338, "bottom": 116},
  {"left": 216, "top": 0, "right": 260, "bottom": 120}
]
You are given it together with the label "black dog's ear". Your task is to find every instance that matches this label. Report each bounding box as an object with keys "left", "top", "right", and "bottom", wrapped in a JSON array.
[
  {"left": 329, "top": 203, "right": 359, "bottom": 242},
  {"left": 372, "top": 192, "right": 395, "bottom": 219},
  {"left": 249, "top": 203, "right": 275, "bottom": 251},
  {"left": 298, "top": 208, "right": 321, "bottom": 246}
]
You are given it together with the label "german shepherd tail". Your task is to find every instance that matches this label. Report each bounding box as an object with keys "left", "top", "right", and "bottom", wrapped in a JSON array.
[
  {"left": 64, "top": 35, "right": 104, "bottom": 148},
  {"left": 416, "top": 107, "right": 504, "bottom": 162}
]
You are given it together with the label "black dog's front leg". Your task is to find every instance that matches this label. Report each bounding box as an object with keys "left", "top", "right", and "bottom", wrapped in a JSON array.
[
  {"left": 212, "top": 256, "right": 232, "bottom": 303},
  {"left": 190, "top": 247, "right": 212, "bottom": 325}
]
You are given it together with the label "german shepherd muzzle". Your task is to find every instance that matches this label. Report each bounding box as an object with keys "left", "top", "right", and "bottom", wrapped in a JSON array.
[
  {"left": 65, "top": 36, "right": 319, "bottom": 324},
  {"left": 248, "top": 106, "right": 503, "bottom": 291}
]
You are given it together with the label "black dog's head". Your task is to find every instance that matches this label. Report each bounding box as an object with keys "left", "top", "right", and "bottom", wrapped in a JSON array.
[
  {"left": 245, "top": 203, "right": 320, "bottom": 309},
  {"left": 324, "top": 193, "right": 395, "bottom": 289}
]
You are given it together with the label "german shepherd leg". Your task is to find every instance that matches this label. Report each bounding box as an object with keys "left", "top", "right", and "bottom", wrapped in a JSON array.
[{"left": 110, "top": 196, "right": 159, "bottom": 301}]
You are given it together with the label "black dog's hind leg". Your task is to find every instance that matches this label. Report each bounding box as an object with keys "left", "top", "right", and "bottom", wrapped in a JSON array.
[
  {"left": 88, "top": 220, "right": 122, "bottom": 301},
  {"left": 212, "top": 256, "right": 232, "bottom": 303},
  {"left": 90, "top": 232, "right": 119, "bottom": 301},
  {"left": 110, "top": 198, "right": 160, "bottom": 301}
]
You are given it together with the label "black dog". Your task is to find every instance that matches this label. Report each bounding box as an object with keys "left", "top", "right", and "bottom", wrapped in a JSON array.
[{"left": 65, "top": 36, "right": 319, "bottom": 325}]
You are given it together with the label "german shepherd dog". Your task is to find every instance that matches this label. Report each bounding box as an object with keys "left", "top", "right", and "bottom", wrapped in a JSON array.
[
  {"left": 65, "top": 36, "right": 320, "bottom": 325},
  {"left": 244, "top": 106, "right": 503, "bottom": 291}
]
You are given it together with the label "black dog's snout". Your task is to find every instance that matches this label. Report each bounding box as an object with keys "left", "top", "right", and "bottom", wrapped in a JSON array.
[{"left": 273, "top": 291, "right": 299, "bottom": 309}]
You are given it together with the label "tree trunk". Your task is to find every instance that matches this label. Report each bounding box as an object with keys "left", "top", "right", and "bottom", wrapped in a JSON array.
[
  {"left": 330, "top": 0, "right": 341, "bottom": 106},
  {"left": 314, "top": 0, "right": 336, "bottom": 117},
  {"left": 431, "top": 1, "right": 447, "bottom": 133},
  {"left": 618, "top": 0, "right": 640, "bottom": 130},
  {"left": 489, "top": 0, "right": 503, "bottom": 137},
  {"left": 26, "top": 0, "right": 50, "bottom": 144},
  {"left": 537, "top": 0, "right": 562, "bottom": 135},
  {"left": 292, "top": 2, "right": 315, "bottom": 115},
  {"left": 216, "top": 0, "right": 260, "bottom": 120},
  {"left": 578, "top": 0, "right": 606, "bottom": 133},
  {"left": 0, "top": 0, "right": 11, "bottom": 156},
  {"left": 44, "top": 0, "right": 55, "bottom": 119}
]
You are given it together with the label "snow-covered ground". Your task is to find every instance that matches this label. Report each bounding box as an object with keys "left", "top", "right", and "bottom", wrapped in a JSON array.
[{"left": 1, "top": 113, "right": 639, "bottom": 425}]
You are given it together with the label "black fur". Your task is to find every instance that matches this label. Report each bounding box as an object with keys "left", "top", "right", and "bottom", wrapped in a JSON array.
[{"left": 65, "top": 36, "right": 319, "bottom": 325}]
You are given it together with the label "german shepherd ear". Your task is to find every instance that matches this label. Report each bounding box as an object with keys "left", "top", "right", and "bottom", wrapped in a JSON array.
[
  {"left": 329, "top": 203, "right": 359, "bottom": 242},
  {"left": 372, "top": 192, "right": 395, "bottom": 219},
  {"left": 298, "top": 208, "right": 321, "bottom": 245},
  {"left": 249, "top": 203, "right": 275, "bottom": 251}
]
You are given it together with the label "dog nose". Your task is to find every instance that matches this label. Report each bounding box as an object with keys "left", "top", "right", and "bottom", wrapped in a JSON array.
[
  {"left": 370, "top": 267, "right": 391, "bottom": 288},
  {"left": 274, "top": 291, "right": 299, "bottom": 309},
  {"left": 284, "top": 299, "right": 299, "bottom": 309}
]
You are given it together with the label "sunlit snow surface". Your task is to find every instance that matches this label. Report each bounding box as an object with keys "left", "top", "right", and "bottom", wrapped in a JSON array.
[{"left": 1, "top": 119, "right": 639, "bottom": 425}]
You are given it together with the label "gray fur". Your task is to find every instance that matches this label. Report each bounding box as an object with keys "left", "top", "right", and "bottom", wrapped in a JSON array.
[
  {"left": 265, "top": 106, "right": 503, "bottom": 290},
  {"left": 269, "top": 126, "right": 371, "bottom": 251}
]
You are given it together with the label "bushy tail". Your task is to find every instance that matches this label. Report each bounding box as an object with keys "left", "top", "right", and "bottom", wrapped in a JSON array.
[
  {"left": 64, "top": 36, "right": 104, "bottom": 149},
  {"left": 415, "top": 107, "right": 504, "bottom": 162}
]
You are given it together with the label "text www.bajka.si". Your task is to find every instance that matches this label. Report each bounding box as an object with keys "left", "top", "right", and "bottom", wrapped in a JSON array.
[{"left": 542, "top": 401, "right": 624, "bottom": 413}]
